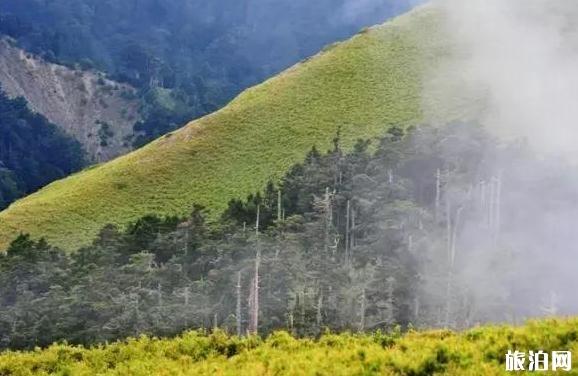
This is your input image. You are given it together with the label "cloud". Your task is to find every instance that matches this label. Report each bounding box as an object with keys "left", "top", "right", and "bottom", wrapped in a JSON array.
[{"left": 432, "top": 0, "right": 578, "bottom": 155}]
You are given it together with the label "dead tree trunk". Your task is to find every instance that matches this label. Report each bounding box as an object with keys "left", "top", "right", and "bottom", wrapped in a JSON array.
[
  {"left": 444, "top": 193, "right": 453, "bottom": 328},
  {"left": 316, "top": 293, "right": 323, "bottom": 329},
  {"left": 445, "top": 204, "right": 463, "bottom": 329},
  {"left": 435, "top": 169, "right": 441, "bottom": 220},
  {"left": 351, "top": 207, "right": 356, "bottom": 249},
  {"left": 444, "top": 269, "right": 454, "bottom": 329},
  {"left": 254, "top": 215, "right": 260, "bottom": 321},
  {"left": 236, "top": 272, "right": 242, "bottom": 336},
  {"left": 359, "top": 288, "right": 366, "bottom": 332},
  {"left": 541, "top": 291, "right": 559, "bottom": 316},
  {"left": 480, "top": 180, "right": 487, "bottom": 222},
  {"left": 300, "top": 290, "right": 306, "bottom": 327},
  {"left": 450, "top": 207, "right": 463, "bottom": 267},
  {"left": 385, "top": 276, "right": 395, "bottom": 326},
  {"left": 288, "top": 311, "right": 294, "bottom": 333},
  {"left": 489, "top": 178, "right": 495, "bottom": 230},
  {"left": 446, "top": 197, "right": 452, "bottom": 262},
  {"left": 157, "top": 283, "right": 163, "bottom": 307},
  {"left": 255, "top": 205, "right": 260, "bottom": 237},
  {"left": 345, "top": 200, "right": 351, "bottom": 263},
  {"left": 248, "top": 272, "right": 259, "bottom": 335},
  {"left": 493, "top": 174, "right": 502, "bottom": 244},
  {"left": 248, "top": 207, "right": 261, "bottom": 334},
  {"left": 323, "top": 187, "right": 332, "bottom": 253},
  {"left": 277, "top": 189, "right": 282, "bottom": 222},
  {"left": 413, "top": 296, "right": 420, "bottom": 324},
  {"left": 184, "top": 224, "right": 189, "bottom": 257}
]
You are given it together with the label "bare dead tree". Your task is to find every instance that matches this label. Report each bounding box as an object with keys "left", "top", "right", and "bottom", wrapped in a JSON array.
[
  {"left": 445, "top": 203, "right": 463, "bottom": 329},
  {"left": 446, "top": 197, "right": 452, "bottom": 263},
  {"left": 489, "top": 177, "right": 495, "bottom": 230},
  {"left": 540, "top": 291, "right": 559, "bottom": 316},
  {"left": 184, "top": 286, "right": 190, "bottom": 306},
  {"left": 385, "top": 276, "right": 396, "bottom": 326},
  {"left": 351, "top": 207, "right": 356, "bottom": 249},
  {"left": 359, "top": 287, "right": 366, "bottom": 332},
  {"left": 236, "top": 272, "right": 242, "bottom": 336},
  {"left": 413, "top": 295, "right": 421, "bottom": 325},
  {"left": 316, "top": 292, "right": 323, "bottom": 328},
  {"left": 177, "top": 220, "right": 190, "bottom": 257},
  {"left": 450, "top": 207, "right": 464, "bottom": 267},
  {"left": 288, "top": 311, "right": 294, "bottom": 333},
  {"left": 247, "top": 275, "right": 259, "bottom": 335},
  {"left": 300, "top": 290, "right": 306, "bottom": 326},
  {"left": 248, "top": 206, "right": 261, "bottom": 334},
  {"left": 315, "top": 188, "right": 334, "bottom": 254},
  {"left": 444, "top": 270, "right": 454, "bottom": 329},
  {"left": 435, "top": 168, "right": 441, "bottom": 220},
  {"left": 277, "top": 189, "right": 282, "bottom": 222},
  {"left": 443, "top": 178, "right": 453, "bottom": 328},
  {"left": 324, "top": 188, "right": 331, "bottom": 253},
  {"left": 345, "top": 199, "right": 351, "bottom": 262},
  {"left": 157, "top": 283, "right": 163, "bottom": 307},
  {"left": 255, "top": 205, "right": 260, "bottom": 237},
  {"left": 479, "top": 180, "right": 487, "bottom": 223},
  {"left": 493, "top": 174, "right": 502, "bottom": 244}
]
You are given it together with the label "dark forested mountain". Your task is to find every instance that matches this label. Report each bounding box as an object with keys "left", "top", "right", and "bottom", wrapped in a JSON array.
[
  {"left": 0, "top": 38, "right": 141, "bottom": 162},
  {"left": 0, "top": 89, "right": 85, "bottom": 210},
  {"left": 0, "top": 0, "right": 416, "bottom": 144}
]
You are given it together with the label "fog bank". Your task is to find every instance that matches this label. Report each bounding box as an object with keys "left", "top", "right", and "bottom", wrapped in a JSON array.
[{"left": 436, "top": 0, "right": 578, "bottom": 155}]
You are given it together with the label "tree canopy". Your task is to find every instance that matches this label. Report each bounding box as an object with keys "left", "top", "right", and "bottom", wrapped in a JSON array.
[{"left": 3, "top": 122, "right": 573, "bottom": 350}]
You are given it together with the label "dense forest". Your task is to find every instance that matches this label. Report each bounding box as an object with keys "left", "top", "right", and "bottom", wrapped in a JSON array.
[
  {"left": 0, "top": 89, "right": 85, "bottom": 210},
  {"left": 0, "top": 0, "right": 414, "bottom": 145},
  {"left": 1, "top": 122, "right": 575, "bottom": 350}
]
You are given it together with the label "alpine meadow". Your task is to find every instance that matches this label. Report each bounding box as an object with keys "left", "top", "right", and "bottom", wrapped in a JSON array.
[{"left": 2, "top": 0, "right": 578, "bottom": 375}]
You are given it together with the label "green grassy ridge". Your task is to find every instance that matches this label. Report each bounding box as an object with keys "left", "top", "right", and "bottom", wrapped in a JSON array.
[
  {"left": 0, "top": 5, "right": 449, "bottom": 251},
  {"left": 1, "top": 317, "right": 577, "bottom": 375}
]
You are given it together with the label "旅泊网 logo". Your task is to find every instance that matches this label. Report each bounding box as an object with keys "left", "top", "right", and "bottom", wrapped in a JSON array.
[{"left": 506, "top": 350, "right": 572, "bottom": 372}]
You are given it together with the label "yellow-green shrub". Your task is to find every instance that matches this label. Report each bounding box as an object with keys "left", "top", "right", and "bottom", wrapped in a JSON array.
[{"left": 2, "top": 317, "right": 578, "bottom": 375}]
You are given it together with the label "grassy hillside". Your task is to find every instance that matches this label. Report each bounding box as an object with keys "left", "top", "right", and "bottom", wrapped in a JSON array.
[
  {"left": 0, "top": 5, "right": 454, "bottom": 251},
  {"left": 1, "top": 317, "right": 577, "bottom": 375}
]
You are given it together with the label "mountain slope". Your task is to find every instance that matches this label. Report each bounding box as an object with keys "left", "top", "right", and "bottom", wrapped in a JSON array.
[
  {"left": 0, "top": 0, "right": 417, "bottom": 132},
  {"left": 0, "top": 38, "right": 141, "bottom": 162},
  {"left": 0, "top": 5, "right": 453, "bottom": 251}
]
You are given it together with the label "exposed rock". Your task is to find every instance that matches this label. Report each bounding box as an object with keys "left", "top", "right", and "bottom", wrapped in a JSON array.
[{"left": 0, "top": 38, "right": 141, "bottom": 162}]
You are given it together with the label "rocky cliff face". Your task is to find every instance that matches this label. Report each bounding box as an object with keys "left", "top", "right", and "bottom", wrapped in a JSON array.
[{"left": 0, "top": 38, "right": 141, "bottom": 162}]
